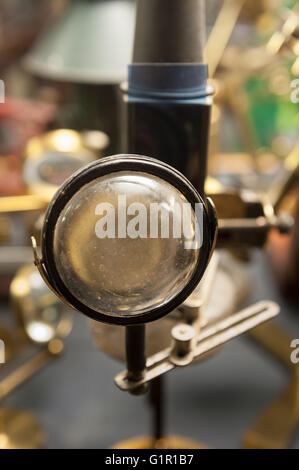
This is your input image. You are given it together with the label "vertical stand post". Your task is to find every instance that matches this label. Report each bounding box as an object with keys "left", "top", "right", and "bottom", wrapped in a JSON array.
[
  {"left": 125, "top": 325, "right": 147, "bottom": 395},
  {"left": 149, "top": 376, "right": 165, "bottom": 445}
]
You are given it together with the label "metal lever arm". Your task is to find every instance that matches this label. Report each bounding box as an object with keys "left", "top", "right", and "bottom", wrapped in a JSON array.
[{"left": 115, "top": 300, "right": 280, "bottom": 392}]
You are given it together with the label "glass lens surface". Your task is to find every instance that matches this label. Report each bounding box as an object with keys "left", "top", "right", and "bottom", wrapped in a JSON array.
[{"left": 53, "top": 171, "right": 200, "bottom": 317}]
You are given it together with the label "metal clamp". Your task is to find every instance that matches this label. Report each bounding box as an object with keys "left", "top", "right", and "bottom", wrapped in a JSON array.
[{"left": 115, "top": 300, "right": 280, "bottom": 392}]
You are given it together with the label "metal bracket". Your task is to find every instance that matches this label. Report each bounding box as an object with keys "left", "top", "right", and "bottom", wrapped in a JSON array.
[{"left": 115, "top": 300, "right": 280, "bottom": 392}]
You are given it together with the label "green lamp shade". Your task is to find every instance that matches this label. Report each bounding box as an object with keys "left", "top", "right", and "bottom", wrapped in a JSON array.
[{"left": 24, "top": 0, "right": 136, "bottom": 84}]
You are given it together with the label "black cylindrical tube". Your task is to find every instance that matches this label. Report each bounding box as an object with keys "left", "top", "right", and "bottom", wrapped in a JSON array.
[
  {"left": 133, "top": 0, "right": 206, "bottom": 63},
  {"left": 149, "top": 376, "right": 165, "bottom": 442},
  {"left": 125, "top": 325, "right": 146, "bottom": 382},
  {"left": 122, "top": 0, "right": 212, "bottom": 197}
]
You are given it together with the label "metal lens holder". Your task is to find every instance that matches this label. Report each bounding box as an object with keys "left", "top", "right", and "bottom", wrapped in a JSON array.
[{"left": 32, "top": 154, "right": 218, "bottom": 326}]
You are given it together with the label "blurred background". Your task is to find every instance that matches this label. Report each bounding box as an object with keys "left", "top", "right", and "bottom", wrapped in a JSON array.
[{"left": 0, "top": 0, "right": 298, "bottom": 449}]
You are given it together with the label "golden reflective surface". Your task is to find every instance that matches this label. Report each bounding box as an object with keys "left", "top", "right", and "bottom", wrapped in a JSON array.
[{"left": 10, "top": 265, "right": 72, "bottom": 344}]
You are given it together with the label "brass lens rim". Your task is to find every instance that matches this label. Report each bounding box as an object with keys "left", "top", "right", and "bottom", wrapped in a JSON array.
[{"left": 41, "top": 154, "right": 214, "bottom": 325}]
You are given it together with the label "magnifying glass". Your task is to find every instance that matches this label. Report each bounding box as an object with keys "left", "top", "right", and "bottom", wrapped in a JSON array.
[
  {"left": 32, "top": 154, "right": 217, "bottom": 326},
  {"left": 32, "top": 154, "right": 217, "bottom": 392}
]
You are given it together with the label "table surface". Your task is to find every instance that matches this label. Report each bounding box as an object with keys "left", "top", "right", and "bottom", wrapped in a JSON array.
[{"left": 0, "top": 249, "right": 298, "bottom": 449}]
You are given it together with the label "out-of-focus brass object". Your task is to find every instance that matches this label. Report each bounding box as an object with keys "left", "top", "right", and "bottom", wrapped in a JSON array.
[
  {"left": 266, "top": 8, "right": 299, "bottom": 57},
  {"left": 244, "top": 377, "right": 299, "bottom": 449},
  {"left": 220, "top": 6, "right": 299, "bottom": 74},
  {"left": 0, "top": 326, "right": 15, "bottom": 363},
  {"left": 0, "top": 339, "right": 63, "bottom": 449},
  {"left": 0, "top": 340, "right": 64, "bottom": 403},
  {"left": 205, "top": 0, "right": 246, "bottom": 77},
  {"left": 240, "top": 141, "right": 299, "bottom": 448},
  {"left": 0, "top": 409, "right": 45, "bottom": 450},
  {"left": 209, "top": 188, "right": 293, "bottom": 249},
  {"left": 112, "top": 435, "right": 205, "bottom": 450},
  {"left": 205, "top": 1, "right": 298, "bottom": 448},
  {"left": 248, "top": 321, "right": 297, "bottom": 369},
  {"left": 243, "top": 321, "right": 299, "bottom": 449},
  {"left": 0, "top": 266, "right": 73, "bottom": 449},
  {"left": 0, "top": 129, "right": 107, "bottom": 283},
  {"left": 23, "top": 129, "right": 106, "bottom": 202},
  {"left": 0, "top": 194, "right": 49, "bottom": 214},
  {"left": 10, "top": 264, "right": 73, "bottom": 344},
  {"left": 0, "top": 129, "right": 107, "bottom": 214},
  {"left": 270, "top": 141, "right": 299, "bottom": 212}
]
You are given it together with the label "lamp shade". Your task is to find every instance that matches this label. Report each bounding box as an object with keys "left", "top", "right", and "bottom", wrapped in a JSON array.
[{"left": 24, "top": 0, "right": 135, "bottom": 84}]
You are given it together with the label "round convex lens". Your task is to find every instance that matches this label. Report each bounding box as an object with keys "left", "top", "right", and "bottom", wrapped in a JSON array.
[{"left": 53, "top": 171, "right": 200, "bottom": 318}]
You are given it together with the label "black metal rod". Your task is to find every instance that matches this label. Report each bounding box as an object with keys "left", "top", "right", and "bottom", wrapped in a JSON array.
[
  {"left": 125, "top": 324, "right": 146, "bottom": 382},
  {"left": 149, "top": 376, "right": 165, "bottom": 443}
]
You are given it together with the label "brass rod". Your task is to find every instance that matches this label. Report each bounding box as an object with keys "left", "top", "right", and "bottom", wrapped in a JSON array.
[
  {"left": 205, "top": 0, "right": 246, "bottom": 77},
  {"left": 0, "top": 349, "right": 54, "bottom": 402},
  {"left": 0, "top": 195, "right": 48, "bottom": 213}
]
